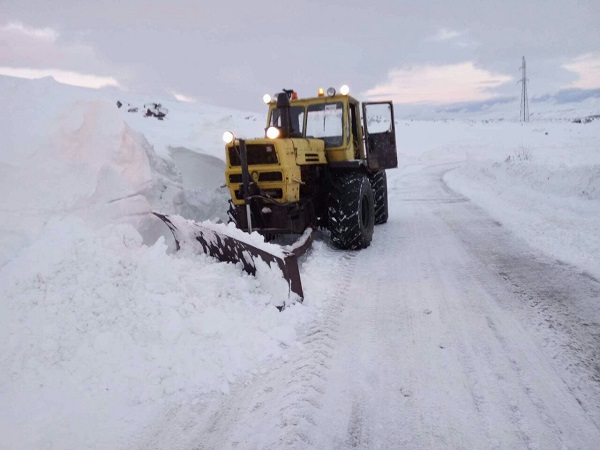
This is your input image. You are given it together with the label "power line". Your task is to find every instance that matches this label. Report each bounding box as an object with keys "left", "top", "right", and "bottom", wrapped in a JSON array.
[{"left": 518, "top": 56, "right": 529, "bottom": 122}]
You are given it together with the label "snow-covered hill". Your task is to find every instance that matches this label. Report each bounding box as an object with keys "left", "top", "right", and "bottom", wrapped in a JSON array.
[
  {"left": 393, "top": 89, "right": 600, "bottom": 121},
  {"left": 1, "top": 75, "right": 599, "bottom": 449}
]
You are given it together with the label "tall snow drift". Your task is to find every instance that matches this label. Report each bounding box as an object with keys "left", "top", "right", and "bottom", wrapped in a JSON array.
[{"left": 0, "top": 76, "right": 308, "bottom": 449}]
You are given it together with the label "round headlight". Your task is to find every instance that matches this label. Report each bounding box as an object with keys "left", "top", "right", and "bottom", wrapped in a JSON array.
[
  {"left": 222, "top": 131, "right": 235, "bottom": 144},
  {"left": 263, "top": 94, "right": 271, "bottom": 104},
  {"left": 266, "top": 126, "right": 280, "bottom": 139},
  {"left": 327, "top": 87, "right": 336, "bottom": 96},
  {"left": 340, "top": 84, "right": 350, "bottom": 95}
]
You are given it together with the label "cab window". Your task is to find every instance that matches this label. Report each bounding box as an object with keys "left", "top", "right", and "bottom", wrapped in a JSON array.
[
  {"left": 270, "top": 106, "right": 305, "bottom": 136},
  {"left": 305, "top": 102, "right": 344, "bottom": 147}
]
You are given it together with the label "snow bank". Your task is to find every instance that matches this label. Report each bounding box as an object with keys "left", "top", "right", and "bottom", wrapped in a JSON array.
[
  {"left": 0, "top": 76, "right": 309, "bottom": 449},
  {"left": 122, "top": 102, "right": 264, "bottom": 161},
  {"left": 442, "top": 121, "right": 600, "bottom": 279},
  {"left": 0, "top": 77, "right": 155, "bottom": 264},
  {"left": 0, "top": 218, "right": 308, "bottom": 449}
]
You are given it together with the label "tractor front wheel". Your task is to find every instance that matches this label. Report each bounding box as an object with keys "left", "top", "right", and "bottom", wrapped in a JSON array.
[{"left": 328, "top": 172, "right": 375, "bottom": 250}]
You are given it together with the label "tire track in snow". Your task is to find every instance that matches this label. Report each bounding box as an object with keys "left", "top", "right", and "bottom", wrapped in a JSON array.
[
  {"left": 346, "top": 397, "right": 369, "bottom": 449},
  {"left": 136, "top": 163, "right": 600, "bottom": 449},
  {"left": 134, "top": 241, "right": 359, "bottom": 450},
  {"left": 429, "top": 166, "right": 600, "bottom": 447},
  {"left": 440, "top": 168, "right": 600, "bottom": 431},
  {"left": 311, "top": 163, "right": 600, "bottom": 449},
  {"left": 268, "top": 248, "right": 359, "bottom": 448},
  {"left": 306, "top": 210, "right": 426, "bottom": 449},
  {"left": 483, "top": 315, "right": 566, "bottom": 449}
]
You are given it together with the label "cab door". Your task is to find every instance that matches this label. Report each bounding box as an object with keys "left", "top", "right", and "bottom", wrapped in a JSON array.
[{"left": 362, "top": 102, "right": 398, "bottom": 170}]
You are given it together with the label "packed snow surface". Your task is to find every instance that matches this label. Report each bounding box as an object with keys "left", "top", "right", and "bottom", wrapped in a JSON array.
[{"left": 1, "top": 75, "right": 599, "bottom": 449}]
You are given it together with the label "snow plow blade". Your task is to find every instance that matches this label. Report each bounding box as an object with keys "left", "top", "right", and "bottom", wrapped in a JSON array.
[{"left": 153, "top": 213, "right": 314, "bottom": 301}]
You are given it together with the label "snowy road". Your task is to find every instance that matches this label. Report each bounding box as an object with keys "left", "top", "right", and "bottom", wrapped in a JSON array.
[{"left": 137, "top": 163, "right": 600, "bottom": 449}]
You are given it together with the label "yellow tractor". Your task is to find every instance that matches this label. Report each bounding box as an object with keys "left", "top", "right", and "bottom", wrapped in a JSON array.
[
  {"left": 224, "top": 86, "right": 397, "bottom": 249},
  {"left": 154, "top": 85, "right": 397, "bottom": 301}
]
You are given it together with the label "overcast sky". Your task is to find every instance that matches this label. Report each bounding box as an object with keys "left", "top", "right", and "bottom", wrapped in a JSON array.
[{"left": 1, "top": 0, "right": 599, "bottom": 111}]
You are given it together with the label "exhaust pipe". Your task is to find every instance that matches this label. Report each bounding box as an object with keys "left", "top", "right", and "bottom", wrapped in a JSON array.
[{"left": 276, "top": 92, "right": 292, "bottom": 138}]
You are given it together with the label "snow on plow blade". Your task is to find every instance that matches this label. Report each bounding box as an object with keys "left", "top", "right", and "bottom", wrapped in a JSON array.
[{"left": 153, "top": 213, "right": 314, "bottom": 301}]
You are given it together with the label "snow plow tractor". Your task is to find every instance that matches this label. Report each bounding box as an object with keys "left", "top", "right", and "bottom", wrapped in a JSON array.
[{"left": 155, "top": 85, "right": 397, "bottom": 301}]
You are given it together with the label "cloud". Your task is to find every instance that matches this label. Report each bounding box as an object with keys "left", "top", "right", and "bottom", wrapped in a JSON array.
[
  {"left": 364, "top": 62, "right": 512, "bottom": 105},
  {"left": 171, "top": 91, "right": 197, "bottom": 103},
  {"left": 428, "top": 28, "right": 478, "bottom": 48},
  {"left": 0, "top": 21, "right": 127, "bottom": 88},
  {"left": 1, "top": 22, "right": 58, "bottom": 41},
  {"left": 429, "top": 28, "right": 464, "bottom": 41},
  {"left": 0, "top": 66, "right": 119, "bottom": 89},
  {"left": 532, "top": 88, "right": 600, "bottom": 104},
  {"left": 562, "top": 53, "right": 600, "bottom": 90}
]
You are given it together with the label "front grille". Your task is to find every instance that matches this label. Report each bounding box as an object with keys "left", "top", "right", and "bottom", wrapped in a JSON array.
[
  {"left": 229, "top": 144, "right": 278, "bottom": 166},
  {"left": 259, "top": 172, "right": 283, "bottom": 181},
  {"left": 235, "top": 188, "right": 283, "bottom": 200},
  {"left": 304, "top": 152, "right": 320, "bottom": 162},
  {"left": 229, "top": 172, "right": 283, "bottom": 183}
]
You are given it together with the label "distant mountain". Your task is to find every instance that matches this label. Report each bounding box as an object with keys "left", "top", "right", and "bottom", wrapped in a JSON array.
[
  {"left": 532, "top": 88, "right": 600, "bottom": 104},
  {"left": 393, "top": 88, "right": 600, "bottom": 121}
]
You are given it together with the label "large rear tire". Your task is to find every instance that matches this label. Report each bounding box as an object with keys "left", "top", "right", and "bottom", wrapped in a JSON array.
[
  {"left": 328, "top": 172, "right": 375, "bottom": 250},
  {"left": 369, "top": 170, "right": 388, "bottom": 224}
]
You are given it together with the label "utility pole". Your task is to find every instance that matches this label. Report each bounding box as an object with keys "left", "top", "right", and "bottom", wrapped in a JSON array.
[{"left": 519, "top": 56, "right": 529, "bottom": 122}]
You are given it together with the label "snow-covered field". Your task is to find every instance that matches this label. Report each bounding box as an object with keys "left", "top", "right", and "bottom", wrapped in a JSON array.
[
  {"left": 401, "top": 119, "right": 600, "bottom": 279},
  {"left": 1, "top": 75, "right": 599, "bottom": 449}
]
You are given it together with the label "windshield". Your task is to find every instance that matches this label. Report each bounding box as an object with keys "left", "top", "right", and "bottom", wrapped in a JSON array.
[
  {"left": 305, "top": 102, "right": 344, "bottom": 147},
  {"left": 270, "top": 106, "right": 305, "bottom": 136}
]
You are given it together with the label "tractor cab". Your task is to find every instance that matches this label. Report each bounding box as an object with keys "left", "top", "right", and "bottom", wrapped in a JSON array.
[
  {"left": 265, "top": 87, "right": 397, "bottom": 170},
  {"left": 222, "top": 85, "right": 398, "bottom": 246}
]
